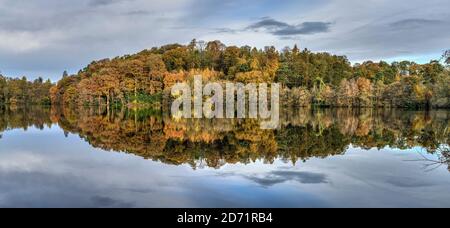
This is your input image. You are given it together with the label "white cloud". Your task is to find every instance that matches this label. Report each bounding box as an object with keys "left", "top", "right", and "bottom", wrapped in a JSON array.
[
  {"left": 0, "top": 30, "right": 68, "bottom": 53},
  {"left": 0, "top": 32, "right": 42, "bottom": 53}
]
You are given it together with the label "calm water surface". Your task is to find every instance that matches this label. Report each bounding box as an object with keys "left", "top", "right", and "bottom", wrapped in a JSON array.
[{"left": 0, "top": 106, "right": 449, "bottom": 208}]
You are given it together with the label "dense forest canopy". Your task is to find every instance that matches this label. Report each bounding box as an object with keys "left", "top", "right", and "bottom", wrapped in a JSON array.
[
  {"left": 1, "top": 41, "right": 449, "bottom": 109},
  {"left": 0, "top": 74, "right": 53, "bottom": 105},
  {"left": 49, "top": 41, "right": 450, "bottom": 109}
]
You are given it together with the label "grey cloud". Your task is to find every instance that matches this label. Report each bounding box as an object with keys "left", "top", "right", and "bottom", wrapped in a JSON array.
[
  {"left": 0, "top": 11, "right": 74, "bottom": 32},
  {"left": 1, "top": 0, "right": 450, "bottom": 80},
  {"left": 274, "top": 22, "right": 332, "bottom": 35},
  {"left": 123, "top": 10, "right": 153, "bottom": 16},
  {"left": 89, "top": 0, "right": 113, "bottom": 6},
  {"left": 246, "top": 18, "right": 332, "bottom": 36},
  {"left": 390, "top": 18, "right": 444, "bottom": 30},
  {"left": 314, "top": 11, "right": 450, "bottom": 62},
  {"left": 214, "top": 28, "right": 240, "bottom": 34},
  {"left": 247, "top": 18, "right": 290, "bottom": 30},
  {"left": 0, "top": 0, "right": 181, "bottom": 79},
  {"left": 89, "top": 0, "right": 131, "bottom": 6}
]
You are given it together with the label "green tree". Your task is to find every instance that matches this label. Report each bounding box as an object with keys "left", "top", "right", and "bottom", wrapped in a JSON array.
[
  {"left": 421, "top": 61, "right": 444, "bottom": 84},
  {"left": 163, "top": 46, "right": 189, "bottom": 71}
]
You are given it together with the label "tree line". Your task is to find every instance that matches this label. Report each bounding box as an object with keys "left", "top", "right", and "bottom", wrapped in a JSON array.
[
  {"left": 2, "top": 40, "right": 449, "bottom": 109},
  {"left": 0, "top": 74, "right": 53, "bottom": 105},
  {"left": 51, "top": 40, "right": 450, "bottom": 109}
]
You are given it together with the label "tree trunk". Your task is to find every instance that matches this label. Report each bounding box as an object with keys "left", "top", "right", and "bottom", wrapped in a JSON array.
[{"left": 134, "top": 77, "right": 138, "bottom": 103}]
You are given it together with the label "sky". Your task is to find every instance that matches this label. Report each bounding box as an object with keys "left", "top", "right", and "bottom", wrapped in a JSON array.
[{"left": 0, "top": 0, "right": 449, "bottom": 81}]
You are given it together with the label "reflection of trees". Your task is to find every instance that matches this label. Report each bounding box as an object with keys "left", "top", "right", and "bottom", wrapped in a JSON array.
[
  {"left": 0, "top": 106, "right": 53, "bottom": 138},
  {"left": 1, "top": 106, "right": 449, "bottom": 169},
  {"left": 443, "top": 148, "right": 450, "bottom": 172},
  {"left": 408, "top": 146, "right": 450, "bottom": 172}
]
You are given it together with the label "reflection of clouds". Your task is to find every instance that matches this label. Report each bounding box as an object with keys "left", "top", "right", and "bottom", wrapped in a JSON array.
[
  {"left": 212, "top": 148, "right": 450, "bottom": 207},
  {"left": 385, "top": 176, "right": 435, "bottom": 188},
  {"left": 0, "top": 155, "right": 190, "bottom": 207},
  {"left": 245, "top": 171, "right": 328, "bottom": 187},
  {"left": 116, "top": 187, "right": 155, "bottom": 194},
  {"left": 217, "top": 169, "right": 328, "bottom": 187},
  {"left": 1, "top": 123, "right": 450, "bottom": 207},
  {"left": 0, "top": 132, "right": 198, "bottom": 208},
  {"left": 0, "top": 152, "right": 44, "bottom": 172},
  {"left": 0, "top": 170, "right": 136, "bottom": 208},
  {"left": 91, "top": 196, "right": 135, "bottom": 208}
]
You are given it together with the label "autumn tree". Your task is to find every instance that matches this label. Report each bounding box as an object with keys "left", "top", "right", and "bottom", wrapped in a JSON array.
[
  {"left": 0, "top": 75, "right": 6, "bottom": 104},
  {"left": 46, "top": 40, "right": 450, "bottom": 110},
  {"left": 356, "top": 77, "right": 373, "bottom": 107},
  {"left": 337, "top": 79, "right": 359, "bottom": 107},
  {"left": 205, "top": 40, "right": 226, "bottom": 70},
  {"left": 223, "top": 46, "right": 243, "bottom": 78},
  {"left": 0, "top": 75, "right": 53, "bottom": 105},
  {"left": 163, "top": 46, "right": 189, "bottom": 71}
]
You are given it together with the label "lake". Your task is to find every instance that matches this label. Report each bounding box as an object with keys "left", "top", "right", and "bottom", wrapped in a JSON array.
[{"left": 0, "top": 106, "right": 449, "bottom": 208}]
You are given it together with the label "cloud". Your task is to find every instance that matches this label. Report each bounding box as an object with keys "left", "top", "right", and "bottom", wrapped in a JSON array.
[
  {"left": 123, "top": 10, "right": 153, "bottom": 16},
  {"left": 273, "top": 22, "right": 332, "bottom": 35},
  {"left": 246, "top": 18, "right": 332, "bottom": 36},
  {"left": 214, "top": 28, "right": 240, "bottom": 34},
  {"left": 247, "top": 18, "right": 290, "bottom": 30},
  {"left": 385, "top": 176, "right": 435, "bottom": 188},
  {"left": 89, "top": 0, "right": 133, "bottom": 6},
  {"left": 0, "top": 32, "right": 43, "bottom": 53},
  {"left": 390, "top": 18, "right": 444, "bottom": 30},
  {"left": 244, "top": 171, "right": 328, "bottom": 187}
]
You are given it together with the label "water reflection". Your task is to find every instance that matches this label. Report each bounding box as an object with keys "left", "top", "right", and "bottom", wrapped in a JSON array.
[
  {"left": 1, "top": 106, "right": 449, "bottom": 170},
  {"left": 0, "top": 106, "right": 450, "bottom": 207}
]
